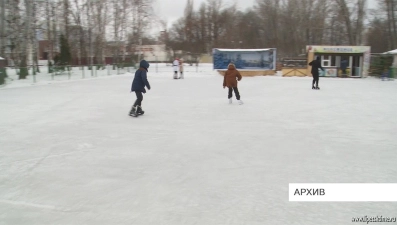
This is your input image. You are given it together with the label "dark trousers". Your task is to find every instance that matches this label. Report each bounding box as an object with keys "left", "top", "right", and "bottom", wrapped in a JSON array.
[
  {"left": 228, "top": 87, "right": 240, "bottom": 100},
  {"left": 133, "top": 91, "right": 143, "bottom": 107},
  {"left": 312, "top": 73, "right": 319, "bottom": 87}
]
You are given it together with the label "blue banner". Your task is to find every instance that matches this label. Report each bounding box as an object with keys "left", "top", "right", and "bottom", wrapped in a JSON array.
[{"left": 213, "top": 48, "right": 276, "bottom": 70}]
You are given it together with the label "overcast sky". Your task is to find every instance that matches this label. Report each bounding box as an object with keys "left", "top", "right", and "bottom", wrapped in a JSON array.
[{"left": 153, "top": 0, "right": 378, "bottom": 29}]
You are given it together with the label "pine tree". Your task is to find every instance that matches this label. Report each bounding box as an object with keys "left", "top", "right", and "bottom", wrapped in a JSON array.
[
  {"left": 0, "top": 68, "right": 5, "bottom": 85},
  {"left": 59, "top": 34, "right": 71, "bottom": 68}
]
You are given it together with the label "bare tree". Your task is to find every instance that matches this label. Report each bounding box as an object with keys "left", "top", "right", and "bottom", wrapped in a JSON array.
[
  {"left": 384, "top": 0, "right": 397, "bottom": 49},
  {"left": 19, "top": 0, "right": 31, "bottom": 79},
  {"left": 335, "top": 0, "right": 355, "bottom": 45},
  {"left": 63, "top": 0, "right": 70, "bottom": 36},
  {"left": 355, "top": 0, "right": 367, "bottom": 45},
  {"left": 46, "top": 0, "right": 53, "bottom": 66},
  {"left": 0, "top": 0, "right": 5, "bottom": 57},
  {"left": 366, "top": 18, "right": 389, "bottom": 52},
  {"left": 69, "top": 0, "right": 87, "bottom": 65}
]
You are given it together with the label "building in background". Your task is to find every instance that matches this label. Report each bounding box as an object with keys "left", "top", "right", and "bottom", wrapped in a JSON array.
[
  {"left": 133, "top": 44, "right": 171, "bottom": 62},
  {"left": 306, "top": 45, "right": 371, "bottom": 78}
]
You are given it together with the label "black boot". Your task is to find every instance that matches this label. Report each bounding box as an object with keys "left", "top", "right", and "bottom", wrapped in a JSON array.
[
  {"left": 137, "top": 106, "right": 145, "bottom": 115},
  {"left": 129, "top": 106, "right": 138, "bottom": 116}
]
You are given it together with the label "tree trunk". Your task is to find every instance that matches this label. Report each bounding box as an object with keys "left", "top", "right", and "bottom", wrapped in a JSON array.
[
  {"left": 52, "top": 2, "right": 56, "bottom": 62},
  {"left": 390, "top": 0, "right": 397, "bottom": 48},
  {"left": 20, "top": 0, "right": 31, "bottom": 79},
  {"left": 385, "top": 0, "right": 394, "bottom": 49},
  {"left": 0, "top": 0, "right": 5, "bottom": 57},
  {"left": 63, "top": 0, "right": 69, "bottom": 36},
  {"left": 46, "top": 0, "right": 53, "bottom": 72},
  {"left": 32, "top": 0, "right": 39, "bottom": 74}
]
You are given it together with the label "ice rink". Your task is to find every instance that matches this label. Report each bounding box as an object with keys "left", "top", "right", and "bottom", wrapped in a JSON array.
[{"left": 1, "top": 65, "right": 396, "bottom": 224}]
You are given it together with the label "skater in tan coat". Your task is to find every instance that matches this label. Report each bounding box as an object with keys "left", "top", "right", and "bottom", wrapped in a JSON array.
[
  {"left": 223, "top": 62, "right": 243, "bottom": 104},
  {"left": 179, "top": 58, "right": 184, "bottom": 79}
]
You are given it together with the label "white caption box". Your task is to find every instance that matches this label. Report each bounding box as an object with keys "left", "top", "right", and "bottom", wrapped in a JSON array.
[{"left": 289, "top": 183, "right": 397, "bottom": 202}]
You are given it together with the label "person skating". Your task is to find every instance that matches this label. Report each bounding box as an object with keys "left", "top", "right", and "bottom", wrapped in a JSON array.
[
  {"left": 340, "top": 58, "right": 348, "bottom": 78},
  {"left": 308, "top": 56, "right": 324, "bottom": 89},
  {"left": 179, "top": 58, "right": 184, "bottom": 79},
  {"left": 173, "top": 58, "right": 179, "bottom": 79},
  {"left": 223, "top": 62, "right": 243, "bottom": 104},
  {"left": 130, "top": 60, "right": 151, "bottom": 117}
]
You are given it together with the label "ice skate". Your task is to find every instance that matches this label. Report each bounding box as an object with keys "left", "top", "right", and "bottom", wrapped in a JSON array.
[
  {"left": 315, "top": 86, "right": 320, "bottom": 90},
  {"left": 137, "top": 106, "right": 145, "bottom": 115},
  {"left": 129, "top": 106, "right": 138, "bottom": 117},
  {"left": 312, "top": 86, "right": 315, "bottom": 89},
  {"left": 229, "top": 98, "right": 232, "bottom": 104},
  {"left": 238, "top": 100, "right": 244, "bottom": 105}
]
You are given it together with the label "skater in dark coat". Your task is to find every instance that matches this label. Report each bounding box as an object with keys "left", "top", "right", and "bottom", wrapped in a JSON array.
[
  {"left": 340, "top": 58, "right": 348, "bottom": 77},
  {"left": 130, "top": 60, "right": 151, "bottom": 116},
  {"left": 223, "top": 62, "right": 243, "bottom": 104},
  {"left": 308, "top": 56, "right": 324, "bottom": 89}
]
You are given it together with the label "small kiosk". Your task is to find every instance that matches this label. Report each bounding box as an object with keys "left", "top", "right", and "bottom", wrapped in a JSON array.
[{"left": 306, "top": 45, "right": 371, "bottom": 78}]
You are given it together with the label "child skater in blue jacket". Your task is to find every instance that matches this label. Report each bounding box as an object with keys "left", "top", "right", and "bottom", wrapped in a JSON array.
[{"left": 129, "top": 60, "right": 151, "bottom": 116}]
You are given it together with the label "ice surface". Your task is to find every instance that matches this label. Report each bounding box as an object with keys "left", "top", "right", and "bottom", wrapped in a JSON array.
[{"left": 1, "top": 64, "right": 396, "bottom": 225}]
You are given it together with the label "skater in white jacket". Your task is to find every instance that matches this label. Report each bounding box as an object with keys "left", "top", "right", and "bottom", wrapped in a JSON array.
[{"left": 173, "top": 58, "right": 179, "bottom": 79}]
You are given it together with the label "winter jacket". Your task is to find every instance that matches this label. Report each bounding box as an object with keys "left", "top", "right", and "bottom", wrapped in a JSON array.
[
  {"left": 223, "top": 63, "right": 242, "bottom": 88},
  {"left": 131, "top": 60, "right": 151, "bottom": 93},
  {"left": 340, "top": 60, "right": 348, "bottom": 70},
  {"left": 173, "top": 60, "right": 179, "bottom": 72},
  {"left": 309, "top": 57, "right": 324, "bottom": 75}
]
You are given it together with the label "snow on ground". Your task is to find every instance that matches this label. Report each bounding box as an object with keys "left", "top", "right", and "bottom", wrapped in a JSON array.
[
  {"left": 0, "top": 64, "right": 396, "bottom": 225},
  {"left": 1, "top": 63, "right": 208, "bottom": 89},
  {"left": 2, "top": 65, "right": 134, "bottom": 89}
]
